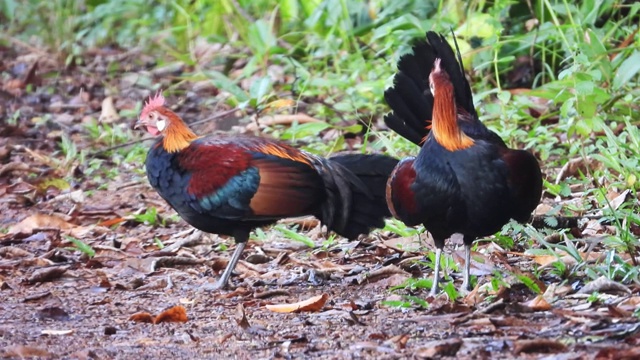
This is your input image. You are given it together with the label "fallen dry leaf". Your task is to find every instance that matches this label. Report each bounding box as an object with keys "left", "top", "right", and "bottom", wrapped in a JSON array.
[
  {"left": 607, "top": 304, "right": 633, "bottom": 318},
  {"left": 595, "top": 347, "right": 640, "bottom": 360},
  {"left": 235, "top": 303, "right": 250, "bottom": 329},
  {"left": 414, "top": 338, "right": 462, "bottom": 359},
  {"left": 261, "top": 98, "right": 296, "bottom": 112},
  {"left": 41, "top": 329, "right": 74, "bottom": 336},
  {"left": 542, "top": 283, "right": 573, "bottom": 303},
  {"left": 96, "top": 217, "right": 126, "bottom": 227},
  {"left": 387, "top": 333, "right": 410, "bottom": 350},
  {"left": 364, "top": 273, "right": 409, "bottom": 290},
  {"left": 0, "top": 246, "right": 33, "bottom": 258},
  {"left": 26, "top": 266, "right": 68, "bottom": 284},
  {"left": 154, "top": 305, "right": 188, "bottom": 324},
  {"left": 578, "top": 276, "right": 631, "bottom": 295},
  {"left": 0, "top": 161, "right": 30, "bottom": 177},
  {"left": 522, "top": 295, "right": 552, "bottom": 311},
  {"left": 605, "top": 189, "right": 630, "bottom": 213},
  {"left": 99, "top": 96, "right": 119, "bottom": 123},
  {"left": 129, "top": 312, "right": 155, "bottom": 323},
  {"left": 9, "top": 213, "right": 92, "bottom": 238},
  {"left": 9, "top": 213, "right": 75, "bottom": 234},
  {"left": 383, "top": 236, "right": 422, "bottom": 253},
  {"left": 513, "top": 339, "right": 567, "bottom": 354},
  {"left": 453, "top": 250, "right": 495, "bottom": 276},
  {"left": 265, "top": 293, "right": 329, "bottom": 313},
  {"left": 179, "top": 298, "right": 195, "bottom": 305},
  {"left": 617, "top": 296, "right": 640, "bottom": 312},
  {"left": 555, "top": 156, "right": 601, "bottom": 184},
  {"left": 532, "top": 254, "right": 559, "bottom": 267},
  {"left": 2, "top": 345, "right": 51, "bottom": 358},
  {"left": 357, "top": 264, "right": 410, "bottom": 284}
]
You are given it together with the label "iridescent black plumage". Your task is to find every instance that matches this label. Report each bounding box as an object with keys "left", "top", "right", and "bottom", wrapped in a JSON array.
[{"left": 385, "top": 32, "right": 542, "bottom": 295}]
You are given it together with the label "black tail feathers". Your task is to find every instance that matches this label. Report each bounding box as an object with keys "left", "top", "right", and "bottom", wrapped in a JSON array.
[
  {"left": 324, "top": 153, "right": 399, "bottom": 240},
  {"left": 384, "top": 31, "right": 475, "bottom": 146}
]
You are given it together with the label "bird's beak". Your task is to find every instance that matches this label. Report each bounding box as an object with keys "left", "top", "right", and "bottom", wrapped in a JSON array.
[{"left": 134, "top": 118, "right": 146, "bottom": 130}]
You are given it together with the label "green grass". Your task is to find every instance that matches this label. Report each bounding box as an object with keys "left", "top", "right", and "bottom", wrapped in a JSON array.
[{"left": 3, "top": 0, "right": 640, "bottom": 298}]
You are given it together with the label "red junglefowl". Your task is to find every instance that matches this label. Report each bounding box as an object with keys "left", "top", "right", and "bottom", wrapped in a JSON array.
[
  {"left": 135, "top": 93, "right": 398, "bottom": 290},
  {"left": 384, "top": 32, "right": 542, "bottom": 295}
]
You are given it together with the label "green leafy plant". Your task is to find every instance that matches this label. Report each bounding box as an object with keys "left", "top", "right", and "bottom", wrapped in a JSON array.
[
  {"left": 274, "top": 224, "right": 315, "bottom": 247},
  {"left": 64, "top": 235, "right": 96, "bottom": 258},
  {"left": 133, "top": 207, "right": 160, "bottom": 226}
]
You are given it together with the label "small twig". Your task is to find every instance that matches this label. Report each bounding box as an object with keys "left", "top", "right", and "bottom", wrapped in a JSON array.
[
  {"left": 245, "top": 113, "right": 322, "bottom": 131},
  {"left": 452, "top": 298, "right": 505, "bottom": 325},
  {"left": 254, "top": 289, "right": 291, "bottom": 299},
  {"left": 288, "top": 57, "right": 301, "bottom": 98},
  {"left": 90, "top": 106, "right": 241, "bottom": 158},
  {"left": 154, "top": 256, "right": 204, "bottom": 270},
  {"left": 189, "top": 107, "right": 241, "bottom": 127},
  {"left": 89, "top": 137, "right": 154, "bottom": 158},
  {"left": 313, "top": 97, "right": 349, "bottom": 125},
  {"left": 609, "top": 27, "right": 639, "bottom": 61},
  {"left": 115, "top": 180, "right": 145, "bottom": 191},
  {"left": 163, "top": 230, "right": 204, "bottom": 252},
  {"left": 0, "top": 162, "right": 30, "bottom": 177}
]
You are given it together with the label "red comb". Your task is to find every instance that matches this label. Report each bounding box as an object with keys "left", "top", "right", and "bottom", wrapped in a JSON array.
[{"left": 140, "top": 90, "right": 165, "bottom": 119}]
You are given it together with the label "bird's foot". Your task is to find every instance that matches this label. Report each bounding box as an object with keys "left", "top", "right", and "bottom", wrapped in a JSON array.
[
  {"left": 429, "top": 281, "right": 439, "bottom": 297},
  {"left": 458, "top": 285, "right": 470, "bottom": 297},
  {"left": 457, "top": 279, "right": 474, "bottom": 297},
  {"left": 199, "top": 279, "right": 226, "bottom": 292}
]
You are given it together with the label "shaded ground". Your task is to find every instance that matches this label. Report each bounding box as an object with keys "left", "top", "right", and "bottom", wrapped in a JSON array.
[{"left": 1, "top": 46, "right": 640, "bottom": 359}]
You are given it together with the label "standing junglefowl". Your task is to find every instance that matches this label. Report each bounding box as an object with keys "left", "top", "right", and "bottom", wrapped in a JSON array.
[
  {"left": 135, "top": 93, "right": 398, "bottom": 290},
  {"left": 384, "top": 32, "right": 542, "bottom": 295}
]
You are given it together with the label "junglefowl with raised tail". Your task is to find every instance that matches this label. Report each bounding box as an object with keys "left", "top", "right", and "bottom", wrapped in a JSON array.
[{"left": 384, "top": 32, "right": 542, "bottom": 295}]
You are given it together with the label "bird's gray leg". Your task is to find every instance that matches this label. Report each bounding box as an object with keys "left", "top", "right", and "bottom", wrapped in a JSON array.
[
  {"left": 202, "top": 241, "right": 246, "bottom": 291},
  {"left": 461, "top": 243, "right": 472, "bottom": 291},
  {"left": 430, "top": 247, "right": 443, "bottom": 296}
]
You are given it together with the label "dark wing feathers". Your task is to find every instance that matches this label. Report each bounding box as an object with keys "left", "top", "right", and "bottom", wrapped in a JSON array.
[
  {"left": 499, "top": 148, "right": 543, "bottom": 222},
  {"left": 384, "top": 71, "right": 432, "bottom": 145}
]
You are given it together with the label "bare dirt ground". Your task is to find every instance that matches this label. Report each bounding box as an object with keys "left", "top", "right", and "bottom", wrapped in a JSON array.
[{"left": 1, "top": 46, "right": 640, "bottom": 359}]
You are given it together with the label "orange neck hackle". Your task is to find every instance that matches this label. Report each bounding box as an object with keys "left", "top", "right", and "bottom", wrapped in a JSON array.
[
  {"left": 157, "top": 108, "right": 199, "bottom": 153},
  {"left": 429, "top": 58, "right": 474, "bottom": 152}
]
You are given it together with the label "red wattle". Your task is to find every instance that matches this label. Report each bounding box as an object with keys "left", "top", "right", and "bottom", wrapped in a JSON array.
[{"left": 147, "top": 126, "right": 160, "bottom": 136}]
